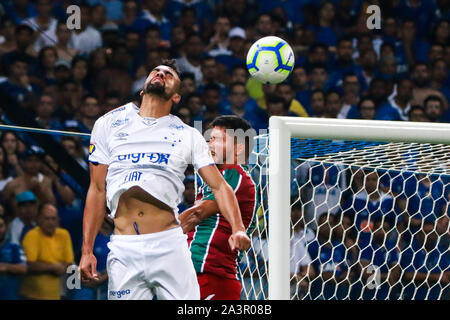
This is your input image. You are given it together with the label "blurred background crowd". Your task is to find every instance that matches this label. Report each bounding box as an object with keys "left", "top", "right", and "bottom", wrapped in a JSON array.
[{"left": 0, "top": 0, "right": 448, "bottom": 300}]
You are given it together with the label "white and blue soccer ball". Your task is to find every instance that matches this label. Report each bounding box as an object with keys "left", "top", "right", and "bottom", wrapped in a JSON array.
[{"left": 246, "top": 36, "right": 295, "bottom": 84}]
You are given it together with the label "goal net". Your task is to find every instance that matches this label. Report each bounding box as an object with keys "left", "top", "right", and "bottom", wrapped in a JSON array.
[{"left": 237, "top": 118, "right": 450, "bottom": 300}]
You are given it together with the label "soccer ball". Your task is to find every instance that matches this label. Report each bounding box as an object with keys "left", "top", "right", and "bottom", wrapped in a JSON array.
[{"left": 246, "top": 36, "right": 295, "bottom": 84}]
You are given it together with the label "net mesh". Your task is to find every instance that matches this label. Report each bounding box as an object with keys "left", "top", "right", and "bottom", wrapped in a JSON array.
[{"left": 237, "top": 135, "right": 450, "bottom": 300}]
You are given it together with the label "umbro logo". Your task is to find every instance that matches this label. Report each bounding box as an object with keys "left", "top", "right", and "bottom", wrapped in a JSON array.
[
  {"left": 114, "top": 132, "right": 129, "bottom": 140},
  {"left": 111, "top": 118, "right": 129, "bottom": 127}
]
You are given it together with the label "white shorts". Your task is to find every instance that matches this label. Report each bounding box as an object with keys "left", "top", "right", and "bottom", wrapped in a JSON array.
[{"left": 106, "top": 226, "right": 200, "bottom": 300}]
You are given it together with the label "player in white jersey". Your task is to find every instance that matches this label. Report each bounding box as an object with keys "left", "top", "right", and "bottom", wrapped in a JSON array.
[{"left": 79, "top": 59, "right": 251, "bottom": 300}]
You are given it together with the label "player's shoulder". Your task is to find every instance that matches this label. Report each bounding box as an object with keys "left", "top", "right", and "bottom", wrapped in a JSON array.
[{"left": 96, "top": 102, "right": 137, "bottom": 125}]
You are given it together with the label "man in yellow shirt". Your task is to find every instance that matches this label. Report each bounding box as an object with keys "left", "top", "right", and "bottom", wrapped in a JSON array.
[
  {"left": 20, "top": 203, "right": 74, "bottom": 300},
  {"left": 246, "top": 77, "right": 309, "bottom": 117}
]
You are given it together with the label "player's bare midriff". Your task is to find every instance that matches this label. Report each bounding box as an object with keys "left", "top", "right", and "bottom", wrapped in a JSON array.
[{"left": 113, "top": 186, "right": 178, "bottom": 235}]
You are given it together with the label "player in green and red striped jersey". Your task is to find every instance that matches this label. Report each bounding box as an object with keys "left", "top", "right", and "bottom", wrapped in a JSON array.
[{"left": 179, "top": 115, "right": 257, "bottom": 300}]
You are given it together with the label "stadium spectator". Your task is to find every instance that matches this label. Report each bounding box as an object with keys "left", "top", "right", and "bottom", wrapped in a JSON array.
[
  {"left": 308, "top": 1, "right": 338, "bottom": 48},
  {"left": 0, "top": 214, "right": 27, "bottom": 300},
  {"left": 215, "top": 27, "right": 247, "bottom": 73},
  {"left": 0, "top": 145, "right": 13, "bottom": 192},
  {"left": 309, "top": 89, "right": 327, "bottom": 117},
  {"left": 428, "top": 43, "right": 445, "bottom": 64},
  {"left": 408, "top": 105, "right": 430, "bottom": 122},
  {"left": 2, "top": 150, "right": 56, "bottom": 211},
  {"left": 424, "top": 95, "right": 446, "bottom": 123},
  {"left": 53, "top": 79, "right": 82, "bottom": 122},
  {"left": 0, "top": 17, "right": 18, "bottom": 56},
  {"left": 74, "top": 95, "right": 102, "bottom": 132},
  {"left": 71, "top": 218, "right": 111, "bottom": 300},
  {"left": 290, "top": 203, "right": 315, "bottom": 299},
  {"left": 33, "top": 46, "right": 58, "bottom": 88},
  {"left": 306, "top": 213, "right": 350, "bottom": 300},
  {"left": 176, "top": 34, "right": 204, "bottom": 85},
  {"left": 430, "top": 59, "right": 450, "bottom": 104},
  {"left": 399, "top": 220, "right": 449, "bottom": 300},
  {"left": 22, "top": 0, "right": 57, "bottom": 53},
  {"left": 20, "top": 203, "right": 74, "bottom": 300},
  {"left": 324, "top": 90, "right": 343, "bottom": 118},
  {"left": 411, "top": 63, "right": 448, "bottom": 109},
  {"left": 34, "top": 93, "right": 63, "bottom": 132},
  {"left": 54, "top": 21, "right": 77, "bottom": 64},
  {"left": 357, "top": 97, "right": 376, "bottom": 120},
  {"left": 198, "top": 56, "right": 225, "bottom": 96},
  {"left": 185, "top": 92, "right": 203, "bottom": 123},
  {"left": 139, "top": 0, "right": 172, "bottom": 41},
  {"left": 0, "top": 53, "right": 39, "bottom": 109},
  {"left": 60, "top": 136, "right": 88, "bottom": 170},
  {"left": 290, "top": 66, "right": 310, "bottom": 113},
  {"left": 0, "top": 23, "right": 36, "bottom": 73},
  {"left": 178, "top": 175, "right": 196, "bottom": 213},
  {"left": 309, "top": 64, "right": 329, "bottom": 91},
  {"left": 359, "top": 48, "right": 377, "bottom": 85},
  {"left": 206, "top": 15, "right": 231, "bottom": 56},
  {"left": 71, "top": 3, "right": 103, "bottom": 55},
  {"left": 376, "top": 78, "right": 414, "bottom": 121},
  {"left": 0, "top": 131, "right": 24, "bottom": 178},
  {"left": 338, "top": 73, "right": 360, "bottom": 119},
  {"left": 71, "top": 56, "right": 90, "bottom": 95},
  {"left": 91, "top": 4, "right": 108, "bottom": 30},
  {"left": 276, "top": 82, "right": 309, "bottom": 118},
  {"left": 6, "top": 191, "right": 38, "bottom": 244},
  {"left": 222, "top": 82, "right": 267, "bottom": 131}
]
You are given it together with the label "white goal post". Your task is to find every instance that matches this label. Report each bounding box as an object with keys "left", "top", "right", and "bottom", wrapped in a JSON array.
[{"left": 268, "top": 117, "right": 450, "bottom": 300}]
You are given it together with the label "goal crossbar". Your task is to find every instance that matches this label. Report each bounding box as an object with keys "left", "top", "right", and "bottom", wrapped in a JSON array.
[{"left": 268, "top": 117, "right": 450, "bottom": 300}]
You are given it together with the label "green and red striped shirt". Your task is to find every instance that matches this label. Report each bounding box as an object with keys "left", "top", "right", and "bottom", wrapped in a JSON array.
[{"left": 187, "top": 164, "right": 257, "bottom": 280}]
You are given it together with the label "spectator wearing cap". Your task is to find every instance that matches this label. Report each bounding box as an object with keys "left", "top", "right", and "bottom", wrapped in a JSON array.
[
  {"left": 215, "top": 27, "right": 247, "bottom": 73},
  {"left": 53, "top": 59, "right": 71, "bottom": 83},
  {"left": 70, "top": 3, "right": 103, "bottom": 55},
  {"left": 100, "top": 22, "right": 121, "bottom": 48},
  {"left": 0, "top": 214, "right": 27, "bottom": 300},
  {"left": 5, "top": 191, "right": 38, "bottom": 245},
  {"left": 20, "top": 203, "right": 74, "bottom": 300},
  {"left": 2, "top": 151, "right": 56, "bottom": 213}
]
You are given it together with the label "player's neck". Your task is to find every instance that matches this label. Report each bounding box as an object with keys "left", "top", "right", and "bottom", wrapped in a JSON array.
[{"left": 139, "top": 95, "right": 172, "bottom": 118}]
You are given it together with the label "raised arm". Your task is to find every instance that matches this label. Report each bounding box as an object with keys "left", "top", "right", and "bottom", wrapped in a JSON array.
[
  {"left": 179, "top": 199, "right": 219, "bottom": 233},
  {"left": 79, "top": 163, "right": 108, "bottom": 281},
  {"left": 197, "top": 165, "right": 250, "bottom": 251}
]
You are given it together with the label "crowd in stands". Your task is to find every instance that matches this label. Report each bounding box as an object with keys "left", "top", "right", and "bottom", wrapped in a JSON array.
[{"left": 0, "top": 0, "right": 448, "bottom": 300}]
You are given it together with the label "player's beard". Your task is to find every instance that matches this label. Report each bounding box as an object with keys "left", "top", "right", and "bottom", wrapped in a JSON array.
[{"left": 143, "top": 80, "right": 171, "bottom": 100}]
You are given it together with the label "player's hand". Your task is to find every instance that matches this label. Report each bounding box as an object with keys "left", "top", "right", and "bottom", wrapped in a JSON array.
[
  {"left": 79, "top": 253, "right": 99, "bottom": 282},
  {"left": 228, "top": 230, "right": 251, "bottom": 251},
  {"left": 179, "top": 207, "right": 202, "bottom": 234}
]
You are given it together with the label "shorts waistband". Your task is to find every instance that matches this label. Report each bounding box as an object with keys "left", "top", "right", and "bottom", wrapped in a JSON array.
[{"left": 110, "top": 226, "right": 183, "bottom": 242}]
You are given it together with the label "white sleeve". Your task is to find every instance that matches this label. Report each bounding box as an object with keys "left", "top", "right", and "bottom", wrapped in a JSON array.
[
  {"left": 88, "top": 117, "right": 110, "bottom": 165},
  {"left": 191, "top": 128, "right": 214, "bottom": 171}
]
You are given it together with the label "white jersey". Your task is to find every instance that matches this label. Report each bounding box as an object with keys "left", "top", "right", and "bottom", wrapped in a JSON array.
[{"left": 88, "top": 103, "right": 214, "bottom": 219}]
